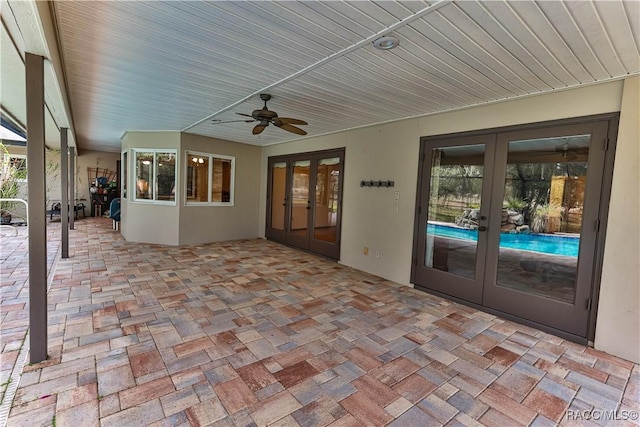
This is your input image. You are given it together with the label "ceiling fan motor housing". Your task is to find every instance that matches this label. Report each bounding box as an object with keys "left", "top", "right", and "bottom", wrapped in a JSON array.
[{"left": 252, "top": 108, "right": 278, "bottom": 121}]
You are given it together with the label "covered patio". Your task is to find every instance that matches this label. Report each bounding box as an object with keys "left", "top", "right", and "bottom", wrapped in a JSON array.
[{"left": 1, "top": 218, "right": 638, "bottom": 426}]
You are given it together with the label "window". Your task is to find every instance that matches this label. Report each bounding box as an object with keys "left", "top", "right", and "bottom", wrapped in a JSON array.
[
  {"left": 121, "top": 151, "right": 127, "bottom": 199},
  {"left": 132, "top": 149, "right": 176, "bottom": 203},
  {"left": 156, "top": 153, "right": 176, "bottom": 201},
  {"left": 185, "top": 151, "right": 234, "bottom": 205}
]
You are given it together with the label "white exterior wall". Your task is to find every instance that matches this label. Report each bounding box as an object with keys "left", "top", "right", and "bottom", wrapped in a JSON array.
[
  {"left": 260, "top": 79, "right": 639, "bottom": 363},
  {"left": 595, "top": 76, "right": 640, "bottom": 363},
  {"left": 178, "top": 133, "right": 261, "bottom": 245},
  {"left": 120, "top": 131, "right": 181, "bottom": 245}
]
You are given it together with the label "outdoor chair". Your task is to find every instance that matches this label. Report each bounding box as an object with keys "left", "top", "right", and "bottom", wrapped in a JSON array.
[{"left": 109, "top": 197, "right": 121, "bottom": 230}]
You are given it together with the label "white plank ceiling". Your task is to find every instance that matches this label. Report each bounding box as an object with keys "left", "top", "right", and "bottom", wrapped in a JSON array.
[{"left": 52, "top": 0, "right": 639, "bottom": 151}]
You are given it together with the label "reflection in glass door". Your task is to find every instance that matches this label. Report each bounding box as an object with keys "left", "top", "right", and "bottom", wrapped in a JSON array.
[
  {"left": 412, "top": 135, "right": 496, "bottom": 304},
  {"left": 426, "top": 146, "right": 485, "bottom": 280},
  {"left": 270, "top": 161, "right": 287, "bottom": 231},
  {"left": 310, "top": 156, "right": 343, "bottom": 258},
  {"left": 495, "top": 136, "right": 590, "bottom": 304},
  {"left": 413, "top": 117, "right": 615, "bottom": 340},
  {"left": 288, "top": 160, "right": 311, "bottom": 248}
]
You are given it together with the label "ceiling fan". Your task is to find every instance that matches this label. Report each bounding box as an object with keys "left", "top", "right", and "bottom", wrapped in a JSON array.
[
  {"left": 212, "top": 94, "right": 308, "bottom": 136},
  {"left": 527, "top": 142, "right": 589, "bottom": 161}
]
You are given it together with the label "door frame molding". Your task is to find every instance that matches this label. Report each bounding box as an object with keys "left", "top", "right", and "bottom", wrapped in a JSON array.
[{"left": 411, "top": 113, "right": 620, "bottom": 343}]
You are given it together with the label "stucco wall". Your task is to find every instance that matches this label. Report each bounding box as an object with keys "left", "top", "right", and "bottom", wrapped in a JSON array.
[
  {"left": 179, "top": 133, "right": 261, "bottom": 245},
  {"left": 595, "top": 76, "right": 640, "bottom": 363},
  {"left": 119, "top": 131, "right": 261, "bottom": 246},
  {"left": 260, "top": 81, "right": 625, "bottom": 284},
  {"left": 260, "top": 79, "right": 639, "bottom": 362},
  {"left": 120, "top": 131, "right": 181, "bottom": 245}
]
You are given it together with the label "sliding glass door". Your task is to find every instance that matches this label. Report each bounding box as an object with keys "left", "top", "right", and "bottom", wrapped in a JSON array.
[
  {"left": 412, "top": 117, "right": 615, "bottom": 339},
  {"left": 266, "top": 149, "right": 344, "bottom": 259}
]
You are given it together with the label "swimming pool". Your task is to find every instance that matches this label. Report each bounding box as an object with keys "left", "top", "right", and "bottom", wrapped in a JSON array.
[{"left": 427, "top": 223, "right": 579, "bottom": 257}]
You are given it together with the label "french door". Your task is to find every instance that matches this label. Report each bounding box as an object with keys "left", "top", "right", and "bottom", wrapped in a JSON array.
[
  {"left": 266, "top": 148, "right": 344, "bottom": 260},
  {"left": 412, "top": 117, "right": 615, "bottom": 339}
]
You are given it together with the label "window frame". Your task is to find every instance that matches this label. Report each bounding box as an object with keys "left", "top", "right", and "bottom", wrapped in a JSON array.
[
  {"left": 121, "top": 150, "right": 128, "bottom": 200},
  {"left": 131, "top": 148, "right": 177, "bottom": 205},
  {"left": 184, "top": 150, "right": 235, "bottom": 207}
]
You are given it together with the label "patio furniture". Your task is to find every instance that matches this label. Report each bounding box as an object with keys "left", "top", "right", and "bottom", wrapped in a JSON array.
[
  {"left": 46, "top": 202, "right": 86, "bottom": 221},
  {"left": 109, "top": 197, "right": 121, "bottom": 230}
]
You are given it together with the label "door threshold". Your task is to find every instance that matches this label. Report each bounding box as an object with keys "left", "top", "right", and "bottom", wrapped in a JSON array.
[{"left": 265, "top": 237, "right": 340, "bottom": 262}]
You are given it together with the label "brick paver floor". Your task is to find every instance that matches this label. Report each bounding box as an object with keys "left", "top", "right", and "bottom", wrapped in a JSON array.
[
  {"left": 2, "top": 218, "right": 639, "bottom": 426},
  {"left": 1, "top": 222, "right": 60, "bottom": 415}
]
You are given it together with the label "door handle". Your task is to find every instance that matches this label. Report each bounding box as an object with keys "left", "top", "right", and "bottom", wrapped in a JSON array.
[{"left": 478, "top": 226, "right": 487, "bottom": 232}]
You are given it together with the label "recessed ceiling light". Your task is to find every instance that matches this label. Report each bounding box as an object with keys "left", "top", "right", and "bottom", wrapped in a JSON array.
[{"left": 373, "top": 36, "right": 399, "bottom": 50}]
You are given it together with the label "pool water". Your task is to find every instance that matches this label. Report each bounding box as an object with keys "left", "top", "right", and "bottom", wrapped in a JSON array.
[{"left": 427, "top": 223, "right": 579, "bottom": 257}]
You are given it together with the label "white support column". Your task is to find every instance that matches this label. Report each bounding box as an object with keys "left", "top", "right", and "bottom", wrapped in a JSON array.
[
  {"left": 26, "top": 52, "right": 48, "bottom": 363},
  {"left": 61, "top": 128, "right": 69, "bottom": 258}
]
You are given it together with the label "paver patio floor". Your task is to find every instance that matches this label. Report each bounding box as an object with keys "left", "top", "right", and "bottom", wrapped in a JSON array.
[{"left": 2, "top": 218, "right": 638, "bottom": 426}]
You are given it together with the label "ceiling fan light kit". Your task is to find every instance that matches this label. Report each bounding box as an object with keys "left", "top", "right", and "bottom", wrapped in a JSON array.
[{"left": 212, "top": 94, "right": 308, "bottom": 136}]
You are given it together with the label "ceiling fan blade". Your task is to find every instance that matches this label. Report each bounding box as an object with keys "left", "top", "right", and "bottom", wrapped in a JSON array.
[
  {"left": 236, "top": 112, "right": 254, "bottom": 118},
  {"left": 276, "top": 123, "right": 307, "bottom": 135},
  {"left": 212, "top": 119, "right": 255, "bottom": 124},
  {"left": 277, "top": 117, "right": 308, "bottom": 126},
  {"left": 253, "top": 124, "right": 267, "bottom": 135}
]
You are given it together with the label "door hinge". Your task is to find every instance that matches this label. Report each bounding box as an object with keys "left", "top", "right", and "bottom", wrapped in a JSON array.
[
  {"left": 422, "top": 152, "right": 426, "bottom": 162},
  {"left": 413, "top": 257, "right": 418, "bottom": 266},
  {"left": 604, "top": 138, "right": 610, "bottom": 151},
  {"left": 418, "top": 205, "right": 422, "bottom": 215},
  {"left": 594, "top": 219, "right": 600, "bottom": 232},
  {"left": 586, "top": 298, "right": 593, "bottom": 311}
]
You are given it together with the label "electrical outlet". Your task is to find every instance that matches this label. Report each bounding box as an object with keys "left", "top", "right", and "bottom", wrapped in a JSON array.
[
  {"left": 394, "top": 203, "right": 399, "bottom": 213},
  {"left": 375, "top": 250, "right": 380, "bottom": 258},
  {"left": 363, "top": 246, "right": 369, "bottom": 256},
  {"left": 394, "top": 191, "right": 400, "bottom": 200}
]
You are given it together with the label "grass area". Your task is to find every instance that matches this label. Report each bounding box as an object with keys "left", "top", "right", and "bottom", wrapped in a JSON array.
[{"left": 429, "top": 204, "right": 466, "bottom": 223}]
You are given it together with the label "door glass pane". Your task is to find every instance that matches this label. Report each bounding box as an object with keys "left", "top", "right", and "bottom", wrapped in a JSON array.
[
  {"left": 314, "top": 157, "right": 340, "bottom": 243},
  {"left": 497, "top": 135, "right": 589, "bottom": 303},
  {"left": 270, "top": 162, "right": 287, "bottom": 230},
  {"left": 425, "top": 145, "right": 485, "bottom": 279},
  {"left": 290, "top": 160, "right": 310, "bottom": 235}
]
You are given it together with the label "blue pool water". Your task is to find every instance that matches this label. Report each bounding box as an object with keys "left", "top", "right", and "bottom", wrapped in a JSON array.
[{"left": 427, "top": 223, "right": 579, "bottom": 257}]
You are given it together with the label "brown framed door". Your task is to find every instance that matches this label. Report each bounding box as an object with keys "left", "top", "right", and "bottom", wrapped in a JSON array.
[
  {"left": 412, "top": 134, "right": 496, "bottom": 304},
  {"left": 287, "top": 157, "right": 312, "bottom": 250},
  {"left": 482, "top": 121, "right": 609, "bottom": 337},
  {"left": 266, "top": 158, "right": 288, "bottom": 242},
  {"left": 412, "top": 117, "right": 614, "bottom": 340},
  {"left": 266, "top": 149, "right": 345, "bottom": 260},
  {"left": 310, "top": 154, "right": 343, "bottom": 259}
]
